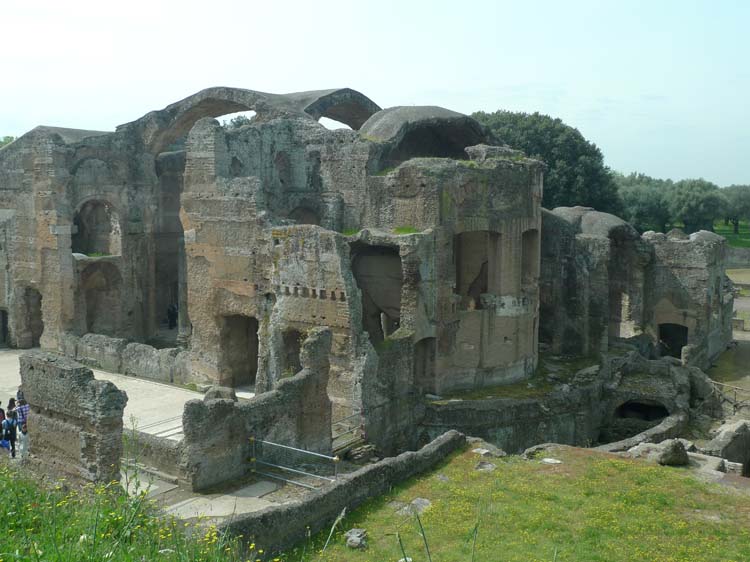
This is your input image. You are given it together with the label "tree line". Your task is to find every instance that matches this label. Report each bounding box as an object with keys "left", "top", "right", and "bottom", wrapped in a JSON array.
[{"left": 473, "top": 111, "right": 749, "bottom": 234}]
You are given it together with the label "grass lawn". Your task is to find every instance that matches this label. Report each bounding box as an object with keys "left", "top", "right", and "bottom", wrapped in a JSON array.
[
  {"left": 296, "top": 446, "right": 750, "bottom": 562},
  {"left": 714, "top": 221, "right": 750, "bottom": 248}
]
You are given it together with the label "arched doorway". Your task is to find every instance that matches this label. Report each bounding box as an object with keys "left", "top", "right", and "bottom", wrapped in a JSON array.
[
  {"left": 72, "top": 200, "right": 121, "bottom": 256},
  {"left": 352, "top": 245, "right": 402, "bottom": 345}
]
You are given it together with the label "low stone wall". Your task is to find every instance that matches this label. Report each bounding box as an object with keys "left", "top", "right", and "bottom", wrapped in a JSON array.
[
  {"left": 20, "top": 351, "right": 127, "bottom": 483},
  {"left": 727, "top": 246, "right": 750, "bottom": 269},
  {"left": 60, "top": 332, "right": 197, "bottom": 385},
  {"left": 127, "top": 430, "right": 184, "bottom": 480},
  {"left": 181, "top": 327, "right": 333, "bottom": 491},
  {"left": 594, "top": 414, "right": 687, "bottom": 453},
  {"left": 222, "top": 430, "right": 466, "bottom": 554}
]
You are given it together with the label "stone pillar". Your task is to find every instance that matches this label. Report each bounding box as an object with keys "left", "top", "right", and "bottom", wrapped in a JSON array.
[{"left": 176, "top": 237, "right": 191, "bottom": 347}]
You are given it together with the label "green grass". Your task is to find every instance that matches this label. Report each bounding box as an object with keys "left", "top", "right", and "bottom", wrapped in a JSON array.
[
  {"left": 294, "top": 446, "right": 750, "bottom": 561},
  {"left": 0, "top": 463, "right": 263, "bottom": 561},
  {"left": 342, "top": 228, "right": 360, "bottom": 236},
  {"left": 393, "top": 226, "right": 419, "bottom": 235},
  {"left": 373, "top": 166, "right": 397, "bottom": 176},
  {"left": 435, "top": 354, "right": 599, "bottom": 402},
  {"left": 714, "top": 221, "right": 750, "bottom": 248}
]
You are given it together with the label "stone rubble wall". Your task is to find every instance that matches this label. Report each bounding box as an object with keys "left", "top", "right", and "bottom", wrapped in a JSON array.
[
  {"left": 221, "top": 430, "right": 466, "bottom": 554},
  {"left": 180, "top": 327, "right": 333, "bottom": 492},
  {"left": 19, "top": 351, "right": 127, "bottom": 483},
  {"left": 60, "top": 332, "right": 199, "bottom": 385}
]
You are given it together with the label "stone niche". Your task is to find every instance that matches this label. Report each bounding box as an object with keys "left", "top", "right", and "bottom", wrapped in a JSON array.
[{"left": 20, "top": 351, "right": 127, "bottom": 483}]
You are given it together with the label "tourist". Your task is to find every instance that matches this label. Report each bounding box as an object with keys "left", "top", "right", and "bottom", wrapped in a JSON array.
[
  {"left": 0, "top": 407, "right": 4, "bottom": 423},
  {"left": 7, "top": 397, "right": 15, "bottom": 412},
  {"left": 167, "top": 303, "right": 178, "bottom": 329},
  {"left": 2, "top": 410, "right": 16, "bottom": 459},
  {"left": 16, "top": 386, "right": 24, "bottom": 402},
  {"left": 18, "top": 423, "right": 28, "bottom": 459},
  {"left": 15, "top": 399, "right": 29, "bottom": 433}
]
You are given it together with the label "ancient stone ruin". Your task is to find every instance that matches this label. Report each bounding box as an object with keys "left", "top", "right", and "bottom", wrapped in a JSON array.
[{"left": 0, "top": 87, "right": 738, "bottom": 492}]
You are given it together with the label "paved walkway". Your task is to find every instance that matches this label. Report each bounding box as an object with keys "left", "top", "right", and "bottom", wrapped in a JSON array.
[
  {"left": 0, "top": 348, "right": 201, "bottom": 441},
  {"left": 0, "top": 347, "right": 290, "bottom": 524}
]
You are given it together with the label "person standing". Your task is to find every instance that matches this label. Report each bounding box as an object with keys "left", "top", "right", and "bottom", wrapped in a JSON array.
[
  {"left": 2, "top": 410, "right": 16, "bottom": 458},
  {"left": 17, "top": 423, "right": 28, "bottom": 459},
  {"left": 15, "top": 399, "right": 29, "bottom": 436}
]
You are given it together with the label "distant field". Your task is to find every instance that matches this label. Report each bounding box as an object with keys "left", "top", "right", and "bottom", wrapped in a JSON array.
[
  {"left": 727, "top": 269, "right": 750, "bottom": 285},
  {"left": 294, "top": 446, "right": 750, "bottom": 562},
  {"left": 715, "top": 221, "right": 750, "bottom": 248}
]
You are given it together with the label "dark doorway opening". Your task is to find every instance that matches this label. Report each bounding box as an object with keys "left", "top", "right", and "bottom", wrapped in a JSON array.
[
  {"left": 0, "top": 309, "right": 8, "bottom": 346},
  {"left": 659, "top": 323, "right": 688, "bottom": 359},
  {"left": 220, "top": 315, "right": 259, "bottom": 387},
  {"left": 288, "top": 207, "right": 320, "bottom": 226},
  {"left": 414, "top": 337, "right": 437, "bottom": 390},
  {"left": 81, "top": 262, "right": 122, "bottom": 336},
  {"left": 615, "top": 400, "right": 669, "bottom": 421},
  {"left": 599, "top": 399, "right": 670, "bottom": 444},
  {"left": 282, "top": 329, "right": 304, "bottom": 377},
  {"left": 352, "top": 245, "right": 402, "bottom": 345},
  {"left": 24, "top": 288, "right": 44, "bottom": 347},
  {"left": 454, "top": 231, "right": 499, "bottom": 310}
]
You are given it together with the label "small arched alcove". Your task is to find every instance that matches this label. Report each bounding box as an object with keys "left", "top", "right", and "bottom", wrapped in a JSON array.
[{"left": 72, "top": 200, "right": 122, "bottom": 256}]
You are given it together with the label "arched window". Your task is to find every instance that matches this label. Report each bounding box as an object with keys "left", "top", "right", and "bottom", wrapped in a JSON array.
[{"left": 72, "top": 200, "right": 121, "bottom": 256}]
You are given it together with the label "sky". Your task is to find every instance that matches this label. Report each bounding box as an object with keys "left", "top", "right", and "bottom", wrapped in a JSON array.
[{"left": 1, "top": 0, "right": 748, "bottom": 186}]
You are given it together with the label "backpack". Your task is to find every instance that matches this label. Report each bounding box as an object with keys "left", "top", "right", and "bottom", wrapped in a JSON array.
[{"left": 3, "top": 418, "right": 15, "bottom": 440}]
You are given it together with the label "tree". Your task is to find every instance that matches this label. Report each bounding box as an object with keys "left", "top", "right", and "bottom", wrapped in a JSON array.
[
  {"left": 0, "top": 136, "right": 15, "bottom": 148},
  {"left": 722, "top": 184, "right": 750, "bottom": 234},
  {"left": 615, "top": 172, "right": 673, "bottom": 233},
  {"left": 667, "top": 179, "right": 726, "bottom": 234},
  {"left": 222, "top": 115, "right": 253, "bottom": 129},
  {"left": 472, "top": 110, "right": 622, "bottom": 214}
]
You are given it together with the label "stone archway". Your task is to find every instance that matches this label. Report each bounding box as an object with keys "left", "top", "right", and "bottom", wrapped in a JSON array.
[{"left": 72, "top": 200, "right": 122, "bottom": 256}]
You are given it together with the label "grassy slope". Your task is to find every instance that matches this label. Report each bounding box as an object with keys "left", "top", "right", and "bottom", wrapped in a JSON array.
[
  {"left": 296, "top": 446, "right": 750, "bottom": 562},
  {"left": 0, "top": 464, "right": 259, "bottom": 562}
]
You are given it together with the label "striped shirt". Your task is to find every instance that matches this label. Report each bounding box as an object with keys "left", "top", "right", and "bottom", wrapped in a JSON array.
[{"left": 15, "top": 403, "right": 29, "bottom": 425}]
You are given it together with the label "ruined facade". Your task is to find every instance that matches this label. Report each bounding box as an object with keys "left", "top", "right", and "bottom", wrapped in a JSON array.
[
  {"left": 540, "top": 207, "right": 733, "bottom": 370},
  {"left": 0, "top": 87, "right": 734, "bottom": 456}
]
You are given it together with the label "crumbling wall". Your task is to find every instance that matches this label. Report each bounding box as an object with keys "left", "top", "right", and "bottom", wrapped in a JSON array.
[
  {"left": 20, "top": 351, "right": 127, "bottom": 483},
  {"left": 539, "top": 208, "right": 731, "bottom": 369},
  {"left": 60, "top": 332, "right": 198, "bottom": 385},
  {"left": 643, "top": 230, "right": 733, "bottom": 368},
  {"left": 181, "top": 327, "right": 333, "bottom": 491},
  {"left": 222, "top": 430, "right": 466, "bottom": 554},
  {"left": 422, "top": 350, "right": 719, "bottom": 453}
]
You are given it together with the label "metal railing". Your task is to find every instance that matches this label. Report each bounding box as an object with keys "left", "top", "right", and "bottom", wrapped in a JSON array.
[
  {"left": 711, "top": 380, "right": 750, "bottom": 413},
  {"left": 250, "top": 437, "right": 339, "bottom": 490},
  {"left": 332, "top": 410, "right": 364, "bottom": 453}
]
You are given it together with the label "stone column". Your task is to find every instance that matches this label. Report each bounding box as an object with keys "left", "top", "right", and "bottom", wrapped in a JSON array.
[{"left": 176, "top": 238, "right": 191, "bottom": 347}]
